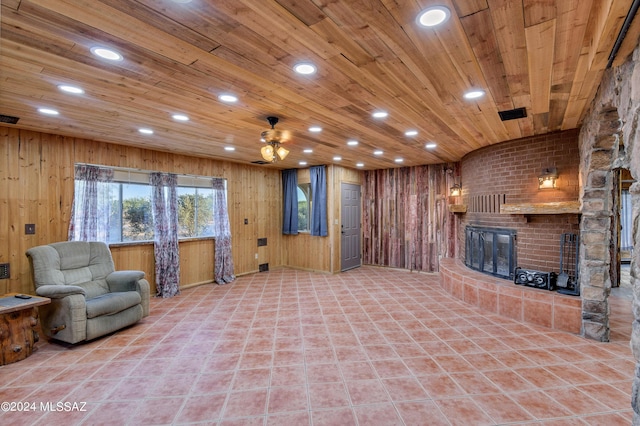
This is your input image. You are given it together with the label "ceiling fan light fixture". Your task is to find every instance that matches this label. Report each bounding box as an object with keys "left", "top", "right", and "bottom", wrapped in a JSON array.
[
  {"left": 259, "top": 116, "right": 290, "bottom": 162},
  {"left": 276, "top": 146, "right": 289, "bottom": 160},
  {"left": 417, "top": 6, "right": 451, "bottom": 27},
  {"left": 261, "top": 144, "right": 274, "bottom": 162}
]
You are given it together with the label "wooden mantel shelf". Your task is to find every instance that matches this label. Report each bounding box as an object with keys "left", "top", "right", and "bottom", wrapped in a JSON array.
[{"left": 500, "top": 201, "right": 580, "bottom": 215}]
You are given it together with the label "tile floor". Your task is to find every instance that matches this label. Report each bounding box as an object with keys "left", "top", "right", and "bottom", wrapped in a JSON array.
[{"left": 0, "top": 266, "right": 635, "bottom": 425}]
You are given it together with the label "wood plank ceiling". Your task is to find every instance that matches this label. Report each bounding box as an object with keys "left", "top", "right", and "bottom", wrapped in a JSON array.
[{"left": 1, "top": 0, "right": 639, "bottom": 169}]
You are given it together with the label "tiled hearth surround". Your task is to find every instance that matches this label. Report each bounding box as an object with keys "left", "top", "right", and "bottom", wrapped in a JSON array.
[
  {"left": 0, "top": 266, "right": 633, "bottom": 425},
  {"left": 440, "top": 259, "right": 581, "bottom": 334}
]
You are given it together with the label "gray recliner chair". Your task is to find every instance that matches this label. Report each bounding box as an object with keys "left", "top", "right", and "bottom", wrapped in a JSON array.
[{"left": 26, "top": 241, "right": 150, "bottom": 344}]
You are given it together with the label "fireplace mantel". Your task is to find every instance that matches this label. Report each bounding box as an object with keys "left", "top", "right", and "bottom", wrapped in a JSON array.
[{"left": 500, "top": 201, "right": 580, "bottom": 215}]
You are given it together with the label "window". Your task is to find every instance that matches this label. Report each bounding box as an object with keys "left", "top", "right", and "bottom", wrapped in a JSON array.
[
  {"left": 297, "top": 183, "right": 311, "bottom": 232},
  {"left": 176, "top": 187, "right": 214, "bottom": 238},
  {"left": 74, "top": 166, "right": 222, "bottom": 243}
]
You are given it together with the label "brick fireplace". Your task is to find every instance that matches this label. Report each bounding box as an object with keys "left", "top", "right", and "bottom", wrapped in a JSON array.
[{"left": 454, "top": 130, "right": 581, "bottom": 276}]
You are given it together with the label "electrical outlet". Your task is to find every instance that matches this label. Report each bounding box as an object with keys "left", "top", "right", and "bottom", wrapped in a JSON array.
[
  {"left": 25, "top": 223, "right": 35, "bottom": 235},
  {"left": 254, "top": 253, "right": 258, "bottom": 259},
  {"left": 0, "top": 263, "right": 9, "bottom": 280}
]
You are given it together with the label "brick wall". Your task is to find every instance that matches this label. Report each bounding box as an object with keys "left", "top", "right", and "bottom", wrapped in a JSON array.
[{"left": 457, "top": 129, "right": 580, "bottom": 273}]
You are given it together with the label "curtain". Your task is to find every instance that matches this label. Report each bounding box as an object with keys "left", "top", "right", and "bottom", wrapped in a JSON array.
[
  {"left": 68, "top": 164, "right": 114, "bottom": 242},
  {"left": 310, "top": 165, "right": 328, "bottom": 236},
  {"left": 282, "top": 169, "right": 299, "bottom": 235},
  {"left": 212, "top": 178, "right": 235, "bottom": 284},
  {"left": 150, "top": 172, "right": 180, "bottom": 298}
]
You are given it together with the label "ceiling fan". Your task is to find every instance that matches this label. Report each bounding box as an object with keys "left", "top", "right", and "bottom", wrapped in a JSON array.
[{"left": 260, "top": 116, "right": 290, "bottom": 162}]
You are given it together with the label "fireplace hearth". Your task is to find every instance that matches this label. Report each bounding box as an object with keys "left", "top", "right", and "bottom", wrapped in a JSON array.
[{"left": 465, "top": 226, "right": 516, "bottom": 280}]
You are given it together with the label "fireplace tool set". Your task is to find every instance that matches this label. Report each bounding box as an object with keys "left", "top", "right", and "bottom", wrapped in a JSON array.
[{"left": 514, "top": 233, "right": 580, "bottom": 295}]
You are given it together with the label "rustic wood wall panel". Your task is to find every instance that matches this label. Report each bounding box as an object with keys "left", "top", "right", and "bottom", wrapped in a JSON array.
[
  {"left": 0, "top": 126, "right": 282, "bottom": 295},
  {"left": 362, "top": 165, "right": 456, "bottom": 272}
]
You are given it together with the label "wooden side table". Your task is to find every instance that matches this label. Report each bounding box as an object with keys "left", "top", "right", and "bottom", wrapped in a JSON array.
[{"left": 0, "top": 294, "right": 51, "bottom": 365}]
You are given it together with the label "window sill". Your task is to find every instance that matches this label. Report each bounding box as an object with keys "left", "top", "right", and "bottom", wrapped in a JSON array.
[{"left": 108, "top": 236, "right": 215, "bottom": 248}]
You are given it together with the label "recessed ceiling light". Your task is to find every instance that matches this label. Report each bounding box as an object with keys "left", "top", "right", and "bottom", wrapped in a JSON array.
[
  {"left": 38, "top": 108, "right": 59, "bottom": 115},
  {"left": 299, "top": 161, "right": 308, "bottom": 166},
  {"left": 224, "top": 146, "right": 235, "bottom": 151},
  {"left": 90, "top": 46, "right": 123, "bottom": 61},
  {"left": 218, "top": 94, "right": 238, "bottom": 103},
  {"left": 417, "top": 6, "right": 451, "bottom": 27},
  {"left": 404, "top": 130, "right": 418, "bottom": 136},
  {"left": 463, "top": 90, "right": 485, "bottom": 99},
  {"left": 373, "top": 150, "right": 383, "bottom": 155},
  {"left": 308, "top": 126, "right": 322, "bottom": 133},
  {"left": 356, "top": 163, "right": 364, "bottom": 167},
  {"left": 395, "top": 158, "right": 404, "bottom": 163},
  {"left": 172, "top": 114, "right": 189, "bottom": 121},
  {"left": 58, "top": 84, "right": 84, "bottom": 94},
  {"left": 303, "top": 149, "right": 313, "bottom": 153},
  {"left": 425, "top": 142, "right": 437, "bottom": 149},
  {"left": 333, "top": 156, "right": 342, "bottom": 161},
  {"left": 347, "top": 140, "right": 358, "bottom": 146},
  {"left": 139, "top": 128, "right": 153, "bottom": 135},
  {"left": 294, "top": 63, "right": 316, "bottom": 75},
  {"left": 372, "top": 111, "right": 388, "bottom": 119}
]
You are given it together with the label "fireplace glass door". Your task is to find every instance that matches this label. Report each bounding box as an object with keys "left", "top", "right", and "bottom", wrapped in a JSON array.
[{"left": 465, "top": 226, "right": 516, "bottom": 280}]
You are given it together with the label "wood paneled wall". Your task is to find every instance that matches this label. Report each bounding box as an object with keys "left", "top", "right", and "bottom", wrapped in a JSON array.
[
  {"left": 362, "top": 165, "right": 456, "bottom": 272},
  {"left": 0, "top": 126, "right": 282, "bottom": 295}
]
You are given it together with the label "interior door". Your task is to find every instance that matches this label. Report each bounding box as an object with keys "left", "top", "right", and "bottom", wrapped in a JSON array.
[{"left": 341, "top": 183, "right": 361, "bottom": 271}]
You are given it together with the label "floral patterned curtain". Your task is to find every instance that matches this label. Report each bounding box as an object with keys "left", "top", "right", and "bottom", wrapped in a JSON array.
[
  {"left": 212, "top": 178, "right": 235, "bottom": 284},
  {"left": 68, "top": 164, "right": 114, "bottom": 242},
  {"left": 150, "top": 172, "right": 180, "bottom": 298}
]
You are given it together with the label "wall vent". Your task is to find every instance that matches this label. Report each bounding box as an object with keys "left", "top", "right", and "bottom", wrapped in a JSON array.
[
  {"left": 259, "top": 263, "right": 269, "bottom": 272},
  {"left": 498, "top": 107, "right": 527, "bottom": 121},
  {"left": 0, "top": 263, "right": 10, "bottom": 279},
  {"left": 257, "top": 238, "right": 267, "bottom": 247},
  {"left": 251, "top": 160, "right": 270, "bottom": 165},
  {"left": 468, "top": 194, "right": 506, "bottom": 213},
  {"left": 0, "top": 114, "right": 19, "bottom": 124}
]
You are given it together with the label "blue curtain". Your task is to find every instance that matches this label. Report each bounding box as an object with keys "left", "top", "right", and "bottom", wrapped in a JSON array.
[
  {"left": 310, "top": 165, "right": 328, "bottom": 236},
  {"left": 282, "top": 169, "right": 298, "bottom": 235},
  {"left": 150, "top": 172, "right": 180, "bottom": 298}
]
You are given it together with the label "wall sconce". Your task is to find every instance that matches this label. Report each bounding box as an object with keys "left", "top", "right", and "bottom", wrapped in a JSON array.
[
  {"left": 450, "top": 183, "right": 462, "bottom": 197},
  {"left": 538, "top": 167, "right": 558, "bottom": 189}
]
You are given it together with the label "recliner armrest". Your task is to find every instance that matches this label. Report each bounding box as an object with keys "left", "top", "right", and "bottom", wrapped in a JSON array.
[
  {"left": 106, "top": 270, "right": 146, "bottom": 292},
  {"left": 36, "top": 285, "right": 86, "bottom": 299}
]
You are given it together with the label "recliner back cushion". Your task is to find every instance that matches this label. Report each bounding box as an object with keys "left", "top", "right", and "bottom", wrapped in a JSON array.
[{"left": 27, "top": 241, "right": 115, "bottom": 298}]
